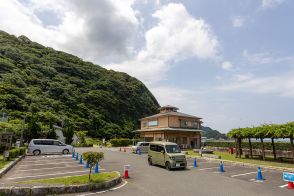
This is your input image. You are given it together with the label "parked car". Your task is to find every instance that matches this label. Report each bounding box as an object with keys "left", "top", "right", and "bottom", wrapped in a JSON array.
[
  {"left": 132, "top": 142, "right": 150, "bottom": 153},
  {"left": 148, "top": 141, "right": 187, "bottom": 170},
  {"left": 28, "top": 139, "right": 73, "bottom": 156}
]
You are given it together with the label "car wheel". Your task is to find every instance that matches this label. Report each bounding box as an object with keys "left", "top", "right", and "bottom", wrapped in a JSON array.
[
  {"left": 165, "top": 162, "right": 171, "bottom": 170},
  {"left": 148, "top": 158, "right": 153, "bottom": 166},
  {"left": 33, "top": 150, "right": 41, "bottom": 156},
  {"left": 62, "top": 149, "right": 69, "bottom": 154}
]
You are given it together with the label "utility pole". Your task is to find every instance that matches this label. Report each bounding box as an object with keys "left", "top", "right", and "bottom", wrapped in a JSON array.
[{"left": 20, "top": 115, "right": 26, "bottom": 146}]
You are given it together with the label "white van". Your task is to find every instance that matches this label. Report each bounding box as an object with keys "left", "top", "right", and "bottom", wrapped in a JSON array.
[
  {"left": 28, "top": 139, "right": 73, "bottom": 155},
  {"left": 132, "top": 142, "right": 150, "bottom": 153}
]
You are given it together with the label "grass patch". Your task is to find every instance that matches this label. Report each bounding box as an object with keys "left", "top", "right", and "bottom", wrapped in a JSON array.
[
  {"left": 18, "top": 172, "right": 119, "bottom": 186},
  {"left": 187, "top": 150, "right": 294, "bottom": 169},
  {"left": 0, "top": 155, "right": 14, "bottom": 169}
]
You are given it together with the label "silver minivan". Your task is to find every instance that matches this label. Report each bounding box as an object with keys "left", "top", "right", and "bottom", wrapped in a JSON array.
[
  {"left": 28, "top": 139, "right": 73, "bottom": 155},
  {"left": 132, "top": 142, "right": 150, "bottom": 153}
]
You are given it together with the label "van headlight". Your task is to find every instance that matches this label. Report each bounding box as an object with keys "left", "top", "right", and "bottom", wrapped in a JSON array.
[{"left": 170, "top": 156, "right": 175, "bottom": 160}]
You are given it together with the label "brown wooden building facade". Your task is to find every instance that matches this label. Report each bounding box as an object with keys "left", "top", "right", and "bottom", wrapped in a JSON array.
[{"left": 136, "top": 105, "right": 202, "bottom": 149}]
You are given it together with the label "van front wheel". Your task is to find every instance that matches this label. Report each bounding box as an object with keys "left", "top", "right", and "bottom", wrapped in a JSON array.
[
  {"left": 33, "top": 150, "right": 41, "bottom": 156},
  {"left": 165, "top": 162, "right": 171, "bottom": 170},
  {"left": 62, "top": 149, "right": 69, "bottom": 154},
  {"left": 148, "top": 158, "right": 153, "bottom": 166}
]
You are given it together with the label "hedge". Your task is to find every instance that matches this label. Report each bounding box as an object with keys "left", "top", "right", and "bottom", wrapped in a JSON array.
[
  {"left": 8, "top": 147, "right": 27, "bottom": 159},
  {"left": 110, "top": 138, "right": 132, "bottom": 147},
  {"left": 205, "top": 141, "right": 292, "bottom": 151},
  {"left": 74, "top": 138, "right": 102, "bottom": 147}
]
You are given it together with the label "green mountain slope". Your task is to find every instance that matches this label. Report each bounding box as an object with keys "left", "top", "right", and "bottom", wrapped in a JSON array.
[
  {"left": 0, "top": 30, "right": 159, "bottom": 139},
  {"left": 201, "top": 126, "right": 227, "bottom": 139}
]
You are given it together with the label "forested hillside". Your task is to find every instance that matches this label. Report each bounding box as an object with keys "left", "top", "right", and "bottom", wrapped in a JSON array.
[
  {"left": 201, "top": 126, "right": 227, "bottom": 139},
  {"left": 0, "top": 30, "right": 159, "bottom": 141}
]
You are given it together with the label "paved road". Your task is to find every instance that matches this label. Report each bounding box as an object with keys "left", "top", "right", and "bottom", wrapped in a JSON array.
[
  {"left": 72, "top": 147, "right": 293, "bottom": 196},
  {"left": 0, "top": 147, "right": 292, "bottom": 196}
]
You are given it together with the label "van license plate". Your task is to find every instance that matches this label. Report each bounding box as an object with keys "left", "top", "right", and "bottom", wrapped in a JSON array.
[{"left": 176, "top": 163, "right": 180, "bottom": 167}]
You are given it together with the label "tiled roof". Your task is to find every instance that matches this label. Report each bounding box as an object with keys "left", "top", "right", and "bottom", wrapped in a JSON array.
[
  {"left": 141, "top": 111, "right": 202, "bottom": 120},
  {"left": 135, "top": 127, "right": 202, "bottom": 132}
]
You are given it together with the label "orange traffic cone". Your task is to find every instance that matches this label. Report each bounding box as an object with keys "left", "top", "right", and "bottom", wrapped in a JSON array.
[
  {"left": 288, "top": 182, "right": 294, "bottom": 189},
  {"left": 124, "top": 148, "right": 126, "bottom": 152}
]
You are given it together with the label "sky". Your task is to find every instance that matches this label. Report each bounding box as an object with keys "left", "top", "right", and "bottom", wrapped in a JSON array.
[{"left": 0, "top": 0, "right": 293, "bottom": 133}]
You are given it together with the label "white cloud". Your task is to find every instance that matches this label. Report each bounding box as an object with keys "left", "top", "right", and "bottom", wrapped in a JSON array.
[
  {"left": 243, "top": 50, "right": 294, "bottom": 65},
  {"left": 261, "top": 0, "right": 285, "bottom": 8},
  {"left": 221, "top": 61, "right": 234, "bottom": 70},
  {"left": 108, "top": 3, "right": 219, "bottom": 83},
  {"left": 218, "top": 72, "right": 294, "bottom": 98},
  {"left": 232, "top": 16, "right": 245, "bottom": 27},
  {"left": 0, "top": 0, "right": 139, "bottom": 63}
]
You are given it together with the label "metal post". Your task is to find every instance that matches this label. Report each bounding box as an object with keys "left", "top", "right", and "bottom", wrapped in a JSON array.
[{"left": 20, "top": 116, "right": 26, "bottom": 146}]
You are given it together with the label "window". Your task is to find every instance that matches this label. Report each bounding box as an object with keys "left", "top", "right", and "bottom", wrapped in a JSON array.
[
  {"left": 192, "top": 122, "right": 198, "bottom": 128},
  {"left": 148, "top": 120, "right": 158, "bottom": 126},
  {"left": 33, "top": 140, "right": 42, "bottom": 145},
  {"left": 42, "top": 140, "right": 53, "bottom": 145},
  {"left": 142, "top": 143, "right": 150, "bottom": 146},
  {"left": 165, "top": 145, "right": 181, "bottom": 153},
  {"left": 142, "top": 122, "right": 147, "bottom": 127},
  {"left": 150, "top": 144, "right": 157, "bottom": 151},
  {"left": 180, "top": 120, "right": 188, "bottom": 128},
  {"left": 157, "top": 146, "right": 165, "bottom": 152}
]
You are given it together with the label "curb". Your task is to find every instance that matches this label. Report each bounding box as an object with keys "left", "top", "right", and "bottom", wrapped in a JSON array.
[
  {"left": 0, "top": 171, "right": 122, "bottom": 196},
  {"left": 187, "top": 155, "right": 294, "bottom": 172},
  {"left": 0, "top": 155, "right": 25, "bottom": 178}
]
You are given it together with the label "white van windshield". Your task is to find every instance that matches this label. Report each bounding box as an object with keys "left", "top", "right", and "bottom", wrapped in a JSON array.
[{"left": 165, "top": 145, "right": 181, "bottom": 153}]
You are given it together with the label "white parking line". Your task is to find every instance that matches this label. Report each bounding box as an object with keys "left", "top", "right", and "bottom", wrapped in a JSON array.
[
  {"left": 18, "top": 161, "right": 78, "bottom": 167},
  {"left": 6, "top": 170, "right": 105, "bottom": 180},
  {"left": 199, "top": 165, "right": 234, "bottom": 171},
  {"left": 17, "top": 165, "right": 85, "bottom": 172},
  {"left": 279, "top": 184, "right": 288, "bottom": 188},
  {"left": 22, "top": 159, "right": 73, "bottom": 163},
  {"left": 231, "top": 171, "right": 260, "bottom": 178}
]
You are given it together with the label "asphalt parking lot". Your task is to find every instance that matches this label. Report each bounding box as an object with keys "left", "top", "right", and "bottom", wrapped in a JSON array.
[
  {"left": 0, "top": 148, "right": 293, "bottom": 196},
  {"left": 72, "top": 147, "right": 294, "bottom": 196},
  {"left": 0, "top": 154, "right": 105, "bottom": 184}
]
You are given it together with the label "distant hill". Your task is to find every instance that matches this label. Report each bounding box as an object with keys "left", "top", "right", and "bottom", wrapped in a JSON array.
[
  {"left": 201, "top": 126, "right": 227, "bottom": 139},
  {"left": 0, "top": 30, "right": 159, "bottom": 139}
]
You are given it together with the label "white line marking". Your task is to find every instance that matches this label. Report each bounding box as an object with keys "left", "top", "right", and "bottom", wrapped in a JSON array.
[
  {"left": 231, "top": 171, "right": 259, "bottom": 178},
  {"left": 17, "top": 165, "right": 86, "bottom": 172},
  {"left": 231, "top": 170, "right": 267, "bottom": 178},
  {"left": 199, "top": 165, "right": 234, "bottom": 171},
  {"left": 279, "top": 184, "right": 288, "bottom": 188},
  {"left": 77, "top": 180, "right": 128, "bottom": 196},
  {"left": 7, "top": 170, "right": 100, "bottom": 180},
  {"left": 18, "top": 162, "right": 78, "bottom": 167}
]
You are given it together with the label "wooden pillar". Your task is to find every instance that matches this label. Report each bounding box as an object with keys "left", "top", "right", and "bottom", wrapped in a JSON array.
[
  {"left": 271, "top": 138, "right": 276, "bottom": 160},
  {"left": 261, "top": 138, "right": 266, "bottom": 161},
  {"left": 248, "top": 138, "right": 253, "bottom": 158}
]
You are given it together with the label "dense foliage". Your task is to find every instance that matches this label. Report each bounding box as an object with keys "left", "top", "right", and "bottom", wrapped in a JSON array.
[
  {"left": 8, "top": 147, "right": 26, "bottom": 159},
  {"left": 0, "top": 31, "right": 159, "bottom": 141},
  {"left": 205, "top": 141, "right": 292, "bottom": 151},
  {"left": 201, "top": 126, "right": 227, "bottom": 139},
  {"left": 227, "top": 123, "right": 294, "bottom": 139},
  {"left": 109, "top": 138, "right": 133, "bottom": 147}
]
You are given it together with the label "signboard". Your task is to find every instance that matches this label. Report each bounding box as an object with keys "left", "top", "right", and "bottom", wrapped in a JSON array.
[
  {"left": 283, "top": 172, "right": 294, "bottom": 182},
  {"left": 4, "top": 150, "right": 9, "bottom": 158}
]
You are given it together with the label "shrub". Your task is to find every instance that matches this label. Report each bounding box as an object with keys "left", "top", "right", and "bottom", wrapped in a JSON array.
[
  {"left": 82, "top": 151, "right": 104, "bottom": 180},
  {"left": 8, "top": 147, "right": 26, "bottom": 159},
  {"left": 205, "top": 141, "right": 292, "bottom": 151},
  {"left": 109, "top": 138, "right": 132, "bottom": 147}
]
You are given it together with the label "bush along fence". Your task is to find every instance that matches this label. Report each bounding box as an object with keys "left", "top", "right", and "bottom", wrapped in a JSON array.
[
  {"left": 205, "top": 141, "right": 292, "bottom": 151},
  {"left": 227, "top": 122, "right": 294, "bottom": 163},
  {"left": 109, "top": 139, "right": 133, "bottom": 147},
  {"left": 8, "top": 147, "right": 26, "bottom": 159}
]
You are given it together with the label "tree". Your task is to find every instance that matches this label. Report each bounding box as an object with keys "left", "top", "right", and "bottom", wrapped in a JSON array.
[
  {"left": 82, "top": 151, "right": 104, "bottom": 180},
  {"left": 76, "top": 131, "right": 87, "bottom": 144}
]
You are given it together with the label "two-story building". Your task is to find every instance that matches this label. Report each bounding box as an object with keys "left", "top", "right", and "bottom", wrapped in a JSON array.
[{"left": 136, "top": 105, "right": 202, "bottom": 149}]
